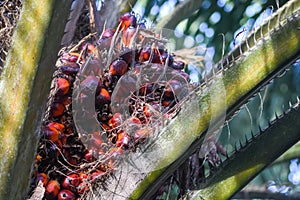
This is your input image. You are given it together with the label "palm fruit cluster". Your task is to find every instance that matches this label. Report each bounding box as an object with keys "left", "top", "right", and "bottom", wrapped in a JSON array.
[{"left": 29, "top": 11, "right": 192, "bottom": 200}]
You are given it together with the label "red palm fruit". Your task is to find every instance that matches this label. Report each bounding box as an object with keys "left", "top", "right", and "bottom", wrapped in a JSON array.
[
  {"left": 101, "top": 123, "right": 111, "bottom": 131},
  {"left": 109, "top": 59, "right": 128, "bottom": 76},
  {"left": 61, "top": 52, "right": 78, "bottom": 63},
  {"left": 57, "top": 189, "right": 76, "bottom": 200},
  {"left": 45, "top": 180, "right": 60, "bottom": 199},
  {"left": 138, "top": 47, "right": 160, "bottom": 63},
  {"left": 69, "top": 52, "right": 84, "bottom": 63},
  {"left": 108, "top": 113, "right": 122, "bottom": 128},
  {"left": 139, "top": 47, "right": 150, "bottom": 62},
  {"left": 45, "top": 123, "right": 64, "bottom": 144},
  {"left": 116, "top": 130, "right": 130, "bottom": 148},
  {"left": 122, "top": 26, "right": 136, "bottom": 46},
  {"left": 80, "top": 75, "right": 101, "bottom": 94},
  {"left": 162, "top": 100, "right": 172, "bottom": 107},
  {"left": 36, "top": 173, "right": 48, "bottom": 187},
  {"left": 50, "top": 102, "right": 65, "bottom": 117},
  {"left": 119, "top": 12, "right": 137, "bottom": 30},
  {"left": 171, "top": 60, "right": 185, "bottom": 70},
  {"left": 60, "top": 63, "right": 80, "bottom": 76},
  {"left": 60, "top": 96, "right": 71, "bottom": 106},
  {"left": 47, "top": 122, "right": 65, "bottom": 133},
  {"left": 96, "top": 88, "right": 111, "bottom": 105},
  {"left": 82, "top": 43, "right": 95, "bottom": 53},
  {"left": 138, "top": 83, "right": 153, "bottom": 95},
  {"left": 44, "top": 127, "right": 60, "bottom": 142},
  {"left": 56, "top": 78, "right": 70, "bottom": 96},
  {"left": 143, "top": 105, "right": 152, "bottom": 117},
  {"left": 62, "top": 174, "right": 80, "bottom": 190},
  {"left": 151, "top": 48, "right": 161, "bottom": 63},
  {"left": 163, "top": 88, "right": 175, "bottom": 100},
  {"left": 35, "top": 154, "right": 42, "bottom": 163}
]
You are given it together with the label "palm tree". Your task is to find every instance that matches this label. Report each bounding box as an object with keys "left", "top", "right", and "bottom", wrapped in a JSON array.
[{"left": 0, "top": 0, "right": 300, "bottom": 199}]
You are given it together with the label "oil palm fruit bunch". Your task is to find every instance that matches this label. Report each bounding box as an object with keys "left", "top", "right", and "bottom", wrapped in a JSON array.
[{"left": 29, "top": 11, "right": 192, "bottom": 200}]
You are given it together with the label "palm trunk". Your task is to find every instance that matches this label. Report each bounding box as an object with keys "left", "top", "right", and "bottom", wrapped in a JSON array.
[{"left": 0, "top": 1, "right": 72, "bottom": 199}]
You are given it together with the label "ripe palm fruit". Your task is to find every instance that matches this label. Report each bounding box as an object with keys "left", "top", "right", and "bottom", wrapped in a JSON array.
[
  {"left": 138, "top": 47, "right": 161, "bottom": 63},
  {"left": 44, "top": 122, "right": 64, "bottom": 142},
  {"left": 47, "top": 122, "right": 65, "bottom": 133},
  {"left": 96, "top": 88, "right": 111, "bottom": 105},
  {"left": 62, "top": 173, "right": 80, "bottom": 191},
  {"left": 82, "top": 43, "right": 95, "bottom": 54},
  {"left": 61, "top": 52, "right": 79, "bottom": 63},
  {"left": 45, "top": 180, "right": 60, "bottom": 199},
  {"left": 109, "top": 59, "right": 128, "bottom": 76},
  {"left": 35, "top": 173, "right": 49, "bottom": 187},
  {"left": 29, "top": 10, "right": 192, "bottom": 200},
  {"left": 49, "top": 102, "right": 65, "bottom": 118},
  {"left": 119, "top": 12, "right": 137, "bottom": 30},
  {"left": 56, "top": 78, "right": 70, "bottom": 96},
  {"left": 138, "top": 47, "right": 150, "bottom": 62},
  {"left": 119, "top": 49, "right": 134, "bottom": 64},
  {"left": 57, "top": 189, "right": 76, "bottom": 200},
  {"left": 59, "top": 63, "right": 80, "bottom": 76},
  {"left": 163, "top": 79, "right": 182, "bottom": 99}
]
